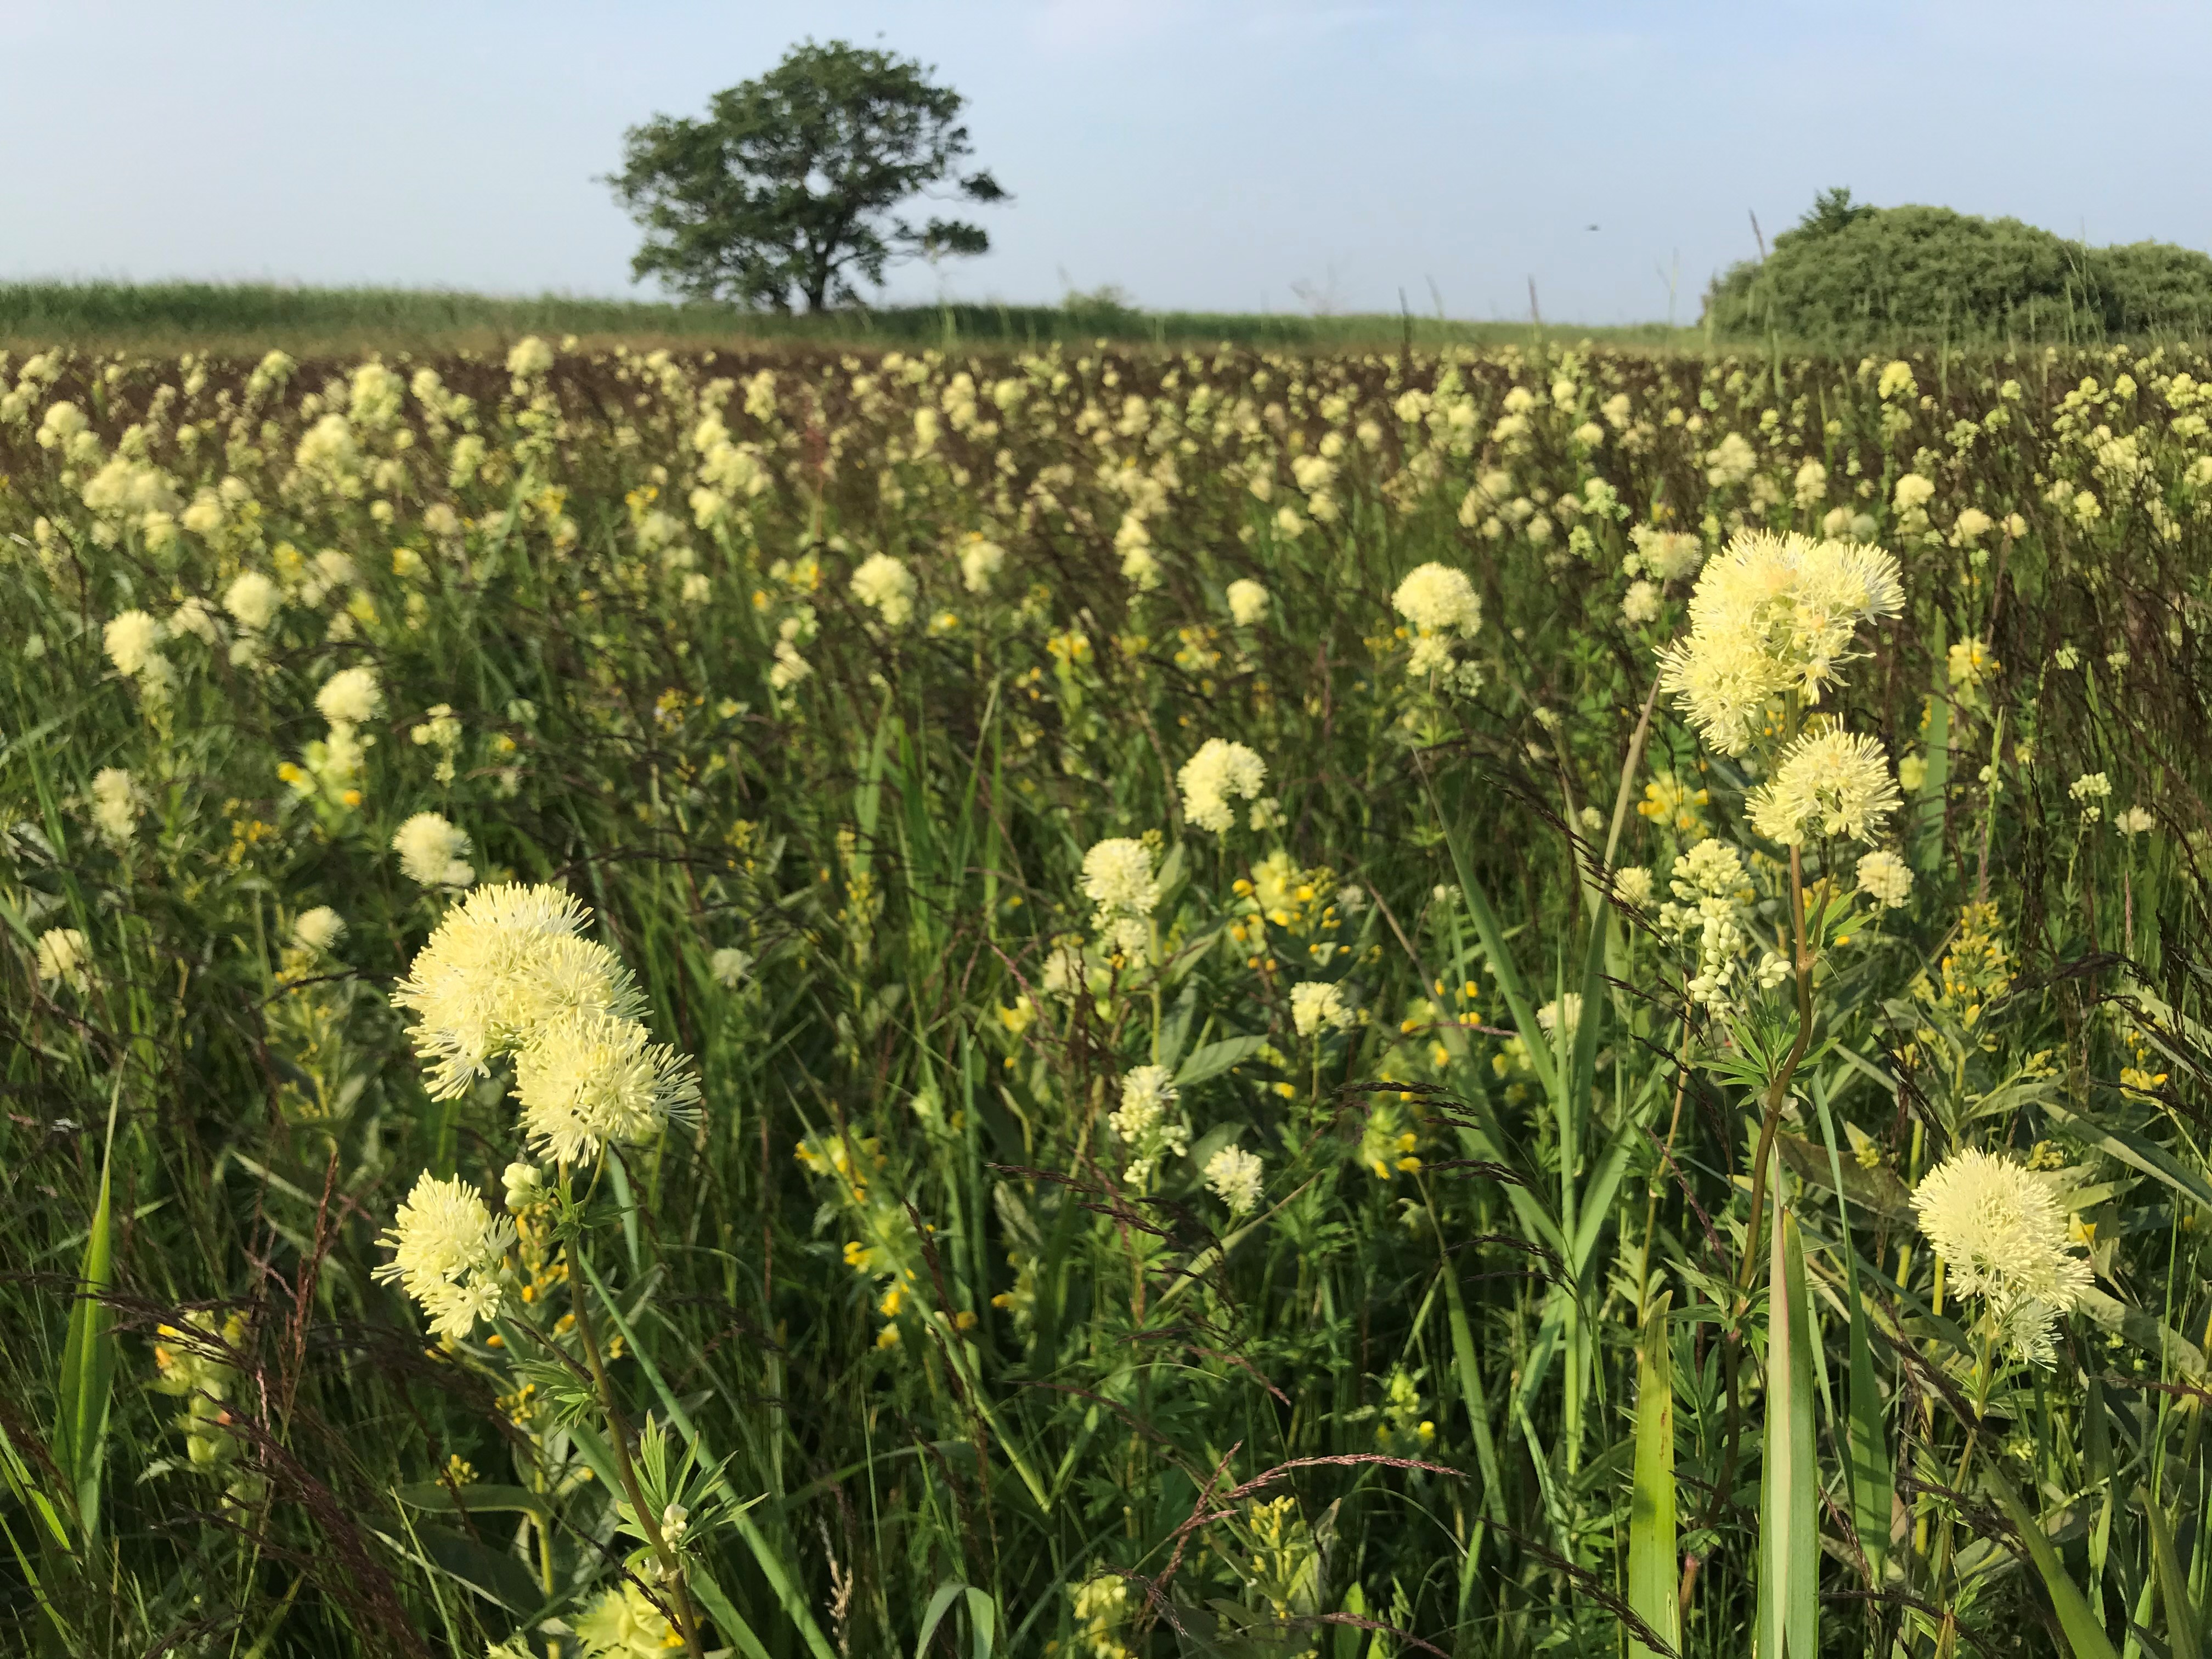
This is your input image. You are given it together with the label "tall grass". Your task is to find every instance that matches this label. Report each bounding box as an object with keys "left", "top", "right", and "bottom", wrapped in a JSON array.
[
  {"left": 0, "top": 281, "right": 1713, "bottom": 359},
  {"left": 0, "top": 334, "right": 2208, "bottom": 1657}
]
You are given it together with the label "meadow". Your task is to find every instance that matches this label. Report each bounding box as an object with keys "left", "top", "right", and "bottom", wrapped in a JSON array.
[{"left": 2, "top": 326, "right": 2210, "bottom": 1659}]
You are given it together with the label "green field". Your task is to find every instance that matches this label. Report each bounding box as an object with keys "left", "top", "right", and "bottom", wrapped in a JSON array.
[{"left": 2, "top": 330, "right": 2209, "bottom": 1657}]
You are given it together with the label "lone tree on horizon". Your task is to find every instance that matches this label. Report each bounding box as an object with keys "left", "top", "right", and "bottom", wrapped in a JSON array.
[{"left": 608, "top": 40, "right": 1007, "bottom": 314}]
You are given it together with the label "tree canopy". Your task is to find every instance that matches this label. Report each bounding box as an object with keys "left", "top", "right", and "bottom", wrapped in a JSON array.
[
  {"left": 608, "top": 40, "right": 1007, "bottom": 314},
  {"left": 1706, "top": 190, "right": 2212, "bottom": 346}
]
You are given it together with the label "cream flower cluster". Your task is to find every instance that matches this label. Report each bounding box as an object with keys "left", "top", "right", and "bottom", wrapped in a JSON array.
[
  {"left": 1226, "top": 578, "right": 1271, "bottom": 628},
  {"left": 36, "top": 927, "right": 93, "bottom": 994},
  {"left": 392, "top": 884, "right": 653, "bottom": 1113},
  {"left": 1204, "top": 1143, "right": 1265, "bottom": 1216},
  {"left": 91, "top": 766, "right": 143, "bottom": 844},
  {"left": 850, "top": 552, "right": 916, "bottom": 627},
  {"left": 379, "top": 885, "right": 701, "bottom": 1338},
  {"left": 104, "top": 609, "right": 174, "bottom": 703},
  {"left": 1657, "top": 531, "right": 1904, "bottom": 755},
  {"left": 1290, "top": 980, "right": 1352, "bottom": 1037},
  {"left": 373, "top": 1173, "right": 515, "bottom": 1340},
  {"left": 1178, "top": 738, "right": 1268, "bottom": 833},
  {"left": 1081, "top": 837, "right": 1162, "bottom": 961},
  {"left": 1109, "top": 1064, "right": 1188, "bottom": 1187},
  {"left": 1854, "top": 849, "right": 1914, "bottom": 910},
  {"left": 292, "top": 905, "right": 347, "bottom": 953},
  {"left": 1655, "top": 840, "right": 1753, "bottom": 1012},
  {"left": 392, "top": 810, "right": 476, "bottom": 889},
  {"left": 1391, "top": 562, "right": 1482, "bottom": 676},
  {"left": 957, "top": 533, "right": 1005, "bottom": 594},
  {"left": 1747, "top": 729, "right": 1903, "bottom": 847},
  {"left": 1912, "top": 1148, "right": 2094, "bottom": 1364}
]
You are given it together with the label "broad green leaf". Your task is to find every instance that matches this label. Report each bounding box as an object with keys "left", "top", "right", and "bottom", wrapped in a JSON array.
[
  {"left": 1626, "top": 1293, "right": 1679, "bottom": 1659},
  {"left": 408, "top": 1522, "right": 545, "bottom": 1612},
  {"left": 2078, "top": 1288, "right": 2207, "bottom": 1379},
  {"left": 1173, "top": 1034, "right": 1266, "bottom": 1089},
  {"left": 915, "top": 1581, "right": 966, "bottom": 1659}
]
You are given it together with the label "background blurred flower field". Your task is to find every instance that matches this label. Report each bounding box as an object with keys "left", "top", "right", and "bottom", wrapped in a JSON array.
[{"left": 4, "top": 329, "right": 2211, "bottom": 1657}]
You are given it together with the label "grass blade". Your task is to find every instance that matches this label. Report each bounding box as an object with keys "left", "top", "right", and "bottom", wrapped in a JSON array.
[
  {"left": 574, "top": 1251, "right": 839, "bottom": 1659},
  {"left": 1986, "top": 1470, "right": 2120, "bottom": 1659},
  {"left": 1626, "top": 1291, "right": 1679, "bottom": 1659},
  {"left": 52, "top": 1085, "right": 120, "bottom": 1547},
  {"left": 2142, "top": 1489, "right": 2204, "bottom": 1659},
  {"left": 1758, "top": 1193, "right": 1819, "bottom": 1659},
  {"left": 1814, "top": 1088, "right": 1892, "bottom": 1587}
]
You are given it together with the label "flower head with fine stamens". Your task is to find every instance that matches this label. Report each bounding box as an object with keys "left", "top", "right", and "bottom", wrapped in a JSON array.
[
  {"left": 1657, "top": 531, "right": 1903, "bottom": 753},
  {"left": 1081, "top": 837, "right": 1159, "bottom": 921},
  {"left": 1912, "top": 1148, "right": 2093, "bottom": 1364},
  {"left": 391, "top": 884, "right": 645, "bottom": 1099},
  {"left": 1205, "top": 1143, "right": 1265, "bottom": 1216},
  {"left": 374, "top": 1172, "right": 513, "bottom": 1340},
  {"left": 514, "top": 1008, "right": 701, "bottom": 1164},
  {"left": 1178, "top": 738, "right": 1267, "bottom": 834},
  {"left": 1747, "top": 729, "right": 1901, "bottom": 847}
]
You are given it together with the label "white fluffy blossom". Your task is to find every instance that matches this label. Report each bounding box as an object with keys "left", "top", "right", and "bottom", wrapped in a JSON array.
[
  {"left": 292, "top": 906, "right": 347, "bottom": 953},
  {"left": 958, "top": 534, "right": 1005, "bottom": 594},
  {"left": 850, "top": 553, "right": 916, "bottom": 627},
  {"left": 91, "top": 767, "right": 143, "bottom": 844},
  {"left": 1226, "top": 579, "right": 1271, "bottom": 627},
  {"left": 1178, "top": 738, "right": 1267, "bottom": 834},
  {"left": 1747, "top": 730, "right": 1902, "bottom": 847},
  {"left": 374, "top": 1172, "right": 514, "bottom": 1340},
  {"left": 1081, "top": 837, "right": 1160, "bottom": 921},
  {"left": 223, "top": 569, "right": 281, "bottom": 632},
  {"left": 514, "top": 1008, "right": 701, "bottom": 1164},
  {"left": 1204, "top": 1143, "right": 1265, "bottom": 1217},
  {"left": 1855, "top": 849, "right": 1914, "bottom": 910},
  {"left": 1391, "top": 563, "right": 1482, "bottom": 635},
  {"left": 1657, "top": 531, "right": 1904, "bottom": 755},
  {"left": 393, "top": 812, "right": 476, "bottom": 889},
  {"left": 506, "top": 336, "right": 555, "bottom": 378},
  {"left": 391, "top": 884, "right": 645, "bottom": 1099},
  {"left": 1291, "top": 980, "right": 1352, "bottom": 1037},
  {"left": 103, "top": 610, "right": 164, "bottom": 678},
  {"left": 1108, "top": 1064, "right": 1188, "bottom": 1185},
  {"left": 1912, "top": 1148, "right": 2094, "bottom": 1364},
  {"left": 36, "top": 927, "right": 92, "bottom": 992},
  {"left": 316, "top": 665, "right": 383, "bottom": 727}
]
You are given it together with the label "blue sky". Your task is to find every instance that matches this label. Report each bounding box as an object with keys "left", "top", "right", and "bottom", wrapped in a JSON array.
[{"left": 5, "top": 1, "right": 2208, "bottom": 323}]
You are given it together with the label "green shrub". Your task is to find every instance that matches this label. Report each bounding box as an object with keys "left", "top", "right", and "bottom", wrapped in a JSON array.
[{"left": 1706, "top": 187, "right": 2212, "bottom": 345}]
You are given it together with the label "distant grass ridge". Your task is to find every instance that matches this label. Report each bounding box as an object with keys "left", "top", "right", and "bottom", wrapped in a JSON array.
[{"left": 0, "top": 280, "right": 1702, "bottom": 355}]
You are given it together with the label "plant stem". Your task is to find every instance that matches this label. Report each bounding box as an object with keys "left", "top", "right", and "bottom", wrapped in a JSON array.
[
  {"left": 571, "top": 1248, "right": 707, "bottom": 1659},
  {"left": 1735, "top": 844, "right": 1818, "bottom": 1295}
]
